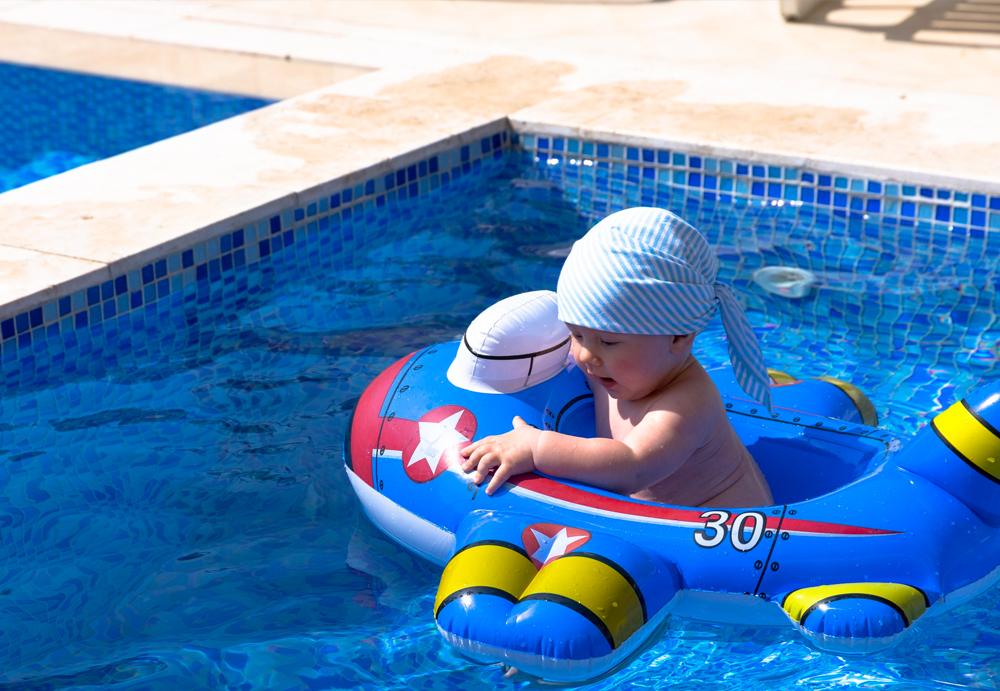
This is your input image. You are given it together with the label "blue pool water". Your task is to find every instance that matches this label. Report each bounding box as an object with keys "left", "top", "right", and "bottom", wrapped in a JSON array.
[
  {"left": 2, "top": 150, "right": 1000, "bottom": 690},
  {"left": 0, "top": 62, "right": 273, "bottom": 194}
]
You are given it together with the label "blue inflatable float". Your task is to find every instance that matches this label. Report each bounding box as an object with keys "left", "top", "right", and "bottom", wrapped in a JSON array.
[{"left": 344, "top": 291, "right": 1000, "bottom": 682}]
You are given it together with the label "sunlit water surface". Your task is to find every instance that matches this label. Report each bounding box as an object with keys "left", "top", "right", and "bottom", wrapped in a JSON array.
[
  {"left": 1, "top": 152, "right": 999, "bottom": 690},
  {"left": 0, "top": 61, "right": 271, "bottom": 194}
]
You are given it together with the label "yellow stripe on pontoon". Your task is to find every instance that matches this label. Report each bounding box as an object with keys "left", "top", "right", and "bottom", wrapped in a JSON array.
[
  {"left": 783, "top": 583, "right": 926, "bottom": 626},
  {"left": 521, "top": 554, "right": 643, "bottom": 649},
  {"left": 816, "top": 376, "right": 880, "bottom": 427},
  {"left": 767, "top": 368, "right": 798, "bottom": 385},
  {"left": 932, "top": 400, "right": 1000, "bottom": 483},
  {"left": 434, "top": 543, "right": 536, "bottom": 617}
]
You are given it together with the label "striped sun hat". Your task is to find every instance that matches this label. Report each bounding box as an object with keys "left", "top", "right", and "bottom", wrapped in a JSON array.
[{"left": 557, "top": 207, "right": 772, "bottom": 412}]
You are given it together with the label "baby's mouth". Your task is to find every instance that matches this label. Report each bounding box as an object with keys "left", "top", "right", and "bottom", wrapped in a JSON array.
[{"left": 584, "top": 368, "right": 615, "bottom": 387}]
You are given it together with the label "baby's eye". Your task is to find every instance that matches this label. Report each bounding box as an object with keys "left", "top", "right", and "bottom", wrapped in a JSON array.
[{"left": 600, "top": 339, "right": 618, "bottom": 347}]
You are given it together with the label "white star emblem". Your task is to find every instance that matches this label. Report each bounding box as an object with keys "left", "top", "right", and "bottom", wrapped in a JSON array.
[
  {"left": 529, "top": 527, "right": 588, "bottom": 565},
  {"left": 407, "top": 411, "right": 468, "bottom": 473}
]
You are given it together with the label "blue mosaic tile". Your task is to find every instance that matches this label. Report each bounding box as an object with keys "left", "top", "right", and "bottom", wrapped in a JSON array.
[
  {"left": 1, "top": 63, "right": 272, "bottom": 194},
  {"left": 0, "top": 128, "right": 512, "bottom": 374},
  {"left": 3, "top": 123, "right": 996, "bottom": 390},
  {"left": 518, "top": 133, "right": 998, "bottom": 241}
]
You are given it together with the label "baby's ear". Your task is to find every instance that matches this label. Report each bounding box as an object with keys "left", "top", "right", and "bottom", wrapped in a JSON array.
[{"left": 670, "top": 333, "right": 696, "bottom": 354}]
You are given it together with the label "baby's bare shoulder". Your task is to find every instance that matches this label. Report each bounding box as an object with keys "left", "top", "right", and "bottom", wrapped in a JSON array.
[{"left": 649, "top": 360, "right": 721, "bottom": 416}]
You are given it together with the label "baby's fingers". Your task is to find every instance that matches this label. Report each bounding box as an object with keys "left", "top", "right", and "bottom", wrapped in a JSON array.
[
  {"left": 460, "top": 450, "right": 479, "bottom": 472},
  {"left": 469, "top": 452, "right": 500, "bottom": 484},
  {"left": 460, "top": 438, "right": 488, "bottom": 468},
  {"left": 459, "top": 439, "right": 480, "bottom": 458},
  {"left": 461, "top": 442, "right": 491, "bottom": 471},
  {"left": 486, "top": 462, "right": 513, "bottom": 495}
]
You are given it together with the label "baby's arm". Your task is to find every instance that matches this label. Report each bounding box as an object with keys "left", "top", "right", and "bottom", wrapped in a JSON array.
[{"left": 459, "top": 407, "right": 705, "bottom": 496}]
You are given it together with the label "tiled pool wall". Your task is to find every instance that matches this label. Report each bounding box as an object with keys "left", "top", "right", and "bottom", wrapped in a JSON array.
[
  {"left": 518, "top": 132, "right": 1000, "bottom": 230},
  {"left": 0, "top": 128, "right": 512, "bottom": 391},
  {"left": 517, "top": 130, "right": 1000, "bottom": 396},
  {"left": 517, "top": 129, "right": 1000, "bottom": 302},
  {"left": 4, "top": 121, "right": 1000, "bottom": 391},
  {"left": 518, "top": 132, "right": 1000, "bottom": 404}
]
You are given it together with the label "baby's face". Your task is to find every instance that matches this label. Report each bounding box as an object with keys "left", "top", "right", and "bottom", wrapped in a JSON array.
[{"left": 565, "top": 323, "right": 692, "bottom": 401}]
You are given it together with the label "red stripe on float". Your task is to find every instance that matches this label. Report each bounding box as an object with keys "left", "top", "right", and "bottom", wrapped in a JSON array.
[
  {"left": 507, "top": 473, "right": 899, "bottom": 536},
  {"left": 779, "top": 517, "right": 899, "bottom": 536},
  {"left": 508, "top": 473, "right": 709, "bottom": 524}
]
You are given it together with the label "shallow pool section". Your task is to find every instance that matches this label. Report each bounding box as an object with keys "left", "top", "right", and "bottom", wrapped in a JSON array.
[
  {"left": 0, "top": 62, "right": 273, "bottom": 193},
  {"left": 2, "top": 135, "right": 1000, "bottom": 689}
]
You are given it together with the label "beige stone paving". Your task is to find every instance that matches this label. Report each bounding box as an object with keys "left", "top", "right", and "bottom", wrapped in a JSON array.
[
  {"left": 0, "top": 23, "right": 372, "bottom": 99},
  {"left": 1, "top": 0, "right": 999, "bottom": 322}
]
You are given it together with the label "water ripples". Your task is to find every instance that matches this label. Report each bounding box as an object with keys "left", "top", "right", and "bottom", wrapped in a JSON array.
[{"left": 2, "top": 154, "right": 1000, "bottom": 690}]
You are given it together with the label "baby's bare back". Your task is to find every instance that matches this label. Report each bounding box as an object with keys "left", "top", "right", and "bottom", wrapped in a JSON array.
[{"left": 635, "top": 433, "right": 772, "bottom": 508}]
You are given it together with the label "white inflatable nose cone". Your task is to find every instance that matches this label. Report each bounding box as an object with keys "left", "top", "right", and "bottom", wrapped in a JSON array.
[
  {"left": 753, "top": 266, "right": 816, "bottom": 299},
  {"left": 447, "top": 291, "right": 572, "bottom": 394}
]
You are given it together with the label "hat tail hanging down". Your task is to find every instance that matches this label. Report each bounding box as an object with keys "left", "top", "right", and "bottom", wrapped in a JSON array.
[
  {"left": 713, "top": 281, "right": 773, "bottom": 412},
  {"left": 556, "top": 207, "right": 773, "bottom": 413}
]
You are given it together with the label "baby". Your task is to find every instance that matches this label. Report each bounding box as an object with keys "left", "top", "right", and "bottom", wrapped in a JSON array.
[{"left": 460, "top": 207, "right": 773, "bottom": 508}]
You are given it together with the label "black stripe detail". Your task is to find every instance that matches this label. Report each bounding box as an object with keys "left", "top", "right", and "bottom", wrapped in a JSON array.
[
  {"left": 754, "top": 506, "right": 786, "bottom": 596},
  {"left": 521, "top": 592, "right": 617, "bottom": 651},
  {"left": 452, "top": 539, "right": 531, "bottom": 562},
  {"left": 929, "top": 417, "right": 1000, "bottom": 486},
  {"left": 963, "top": 398, "right": 1000, "bottom": 441},
  {"left": 801, "top": 593, "right": 913, "bottom": 628},
  {"left": 343, "top": 400, "right": 357, "bottom": 472},
  {"left": 435, "top": 586, "right": 519, "bottom": 619},
  {"left": 726, "top": 408, "right": 881, "bottom": 439},
  {"left": 463, "top": 334, "right": 571, "bottom": 361},
  {"left": 553, "top": 394, "right": 594, "bottom": 432},
  {"left": 557, "top": 552, "right": 648, "bottom": 622},
  {"left": 373, "top": 348, "right": 430, "bottom": 492},
  {"left": 832, "top": 381, "right": 877, "bottom": 427},
  {"left": 783, "top": 584, "right": 930, "bottom": 610}
]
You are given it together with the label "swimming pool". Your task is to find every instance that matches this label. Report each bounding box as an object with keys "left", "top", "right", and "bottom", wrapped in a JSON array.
[
  {"left": 0, "top": 62, "right": 273, "bottom": 194},
  {"left": 2, "top": 128, "right": 1000, "bottom": 689}
]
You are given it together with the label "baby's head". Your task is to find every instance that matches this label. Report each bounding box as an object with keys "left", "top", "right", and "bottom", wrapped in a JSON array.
[
  {"left": 556, "top": 207, "right": 773, "bottom": 411},
  {"left": 556, "top": 207, "right": 719, "bottom": 338}
]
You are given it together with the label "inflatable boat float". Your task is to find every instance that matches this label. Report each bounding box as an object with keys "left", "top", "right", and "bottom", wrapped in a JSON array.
[{"left": 344, "top": 291, "right": 1000, "bottom": 682}]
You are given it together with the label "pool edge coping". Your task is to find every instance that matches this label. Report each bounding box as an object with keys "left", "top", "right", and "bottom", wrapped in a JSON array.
[
  {"left": 3, "top": 112, "right": 1000, "bottom": 344},
  {"left": 0, "top": 116, "right": 511, "bottom": 324}
]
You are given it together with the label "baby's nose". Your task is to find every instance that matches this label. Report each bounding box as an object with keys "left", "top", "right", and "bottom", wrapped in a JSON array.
[{"left": 574, "top": 344, "right": 599, "bottom": 365}]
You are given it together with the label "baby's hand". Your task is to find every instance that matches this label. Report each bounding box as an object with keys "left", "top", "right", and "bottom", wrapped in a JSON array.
[{"left": 460, "top": 416, "right": 539, "bottom": 495}]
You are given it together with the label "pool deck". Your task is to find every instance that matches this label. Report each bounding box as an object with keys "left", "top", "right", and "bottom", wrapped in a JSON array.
[{"left": 1, "top": 0, "right": 999, "bottom": 322}]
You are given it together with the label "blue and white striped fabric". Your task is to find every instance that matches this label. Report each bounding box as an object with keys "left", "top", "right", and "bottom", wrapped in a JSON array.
[{"left": 557, "top": 207, "right": 772, "bottom": 412}]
